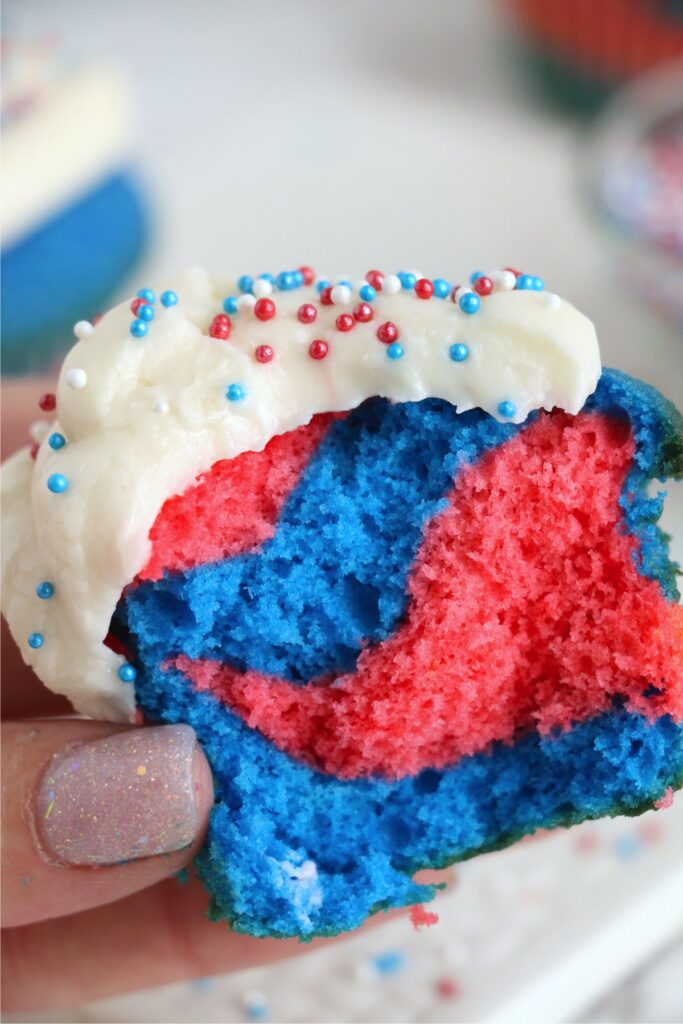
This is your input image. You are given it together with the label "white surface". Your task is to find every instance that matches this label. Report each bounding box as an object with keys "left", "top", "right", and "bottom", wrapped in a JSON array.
[{"left": 3, "top": 1, "right": 682, "bottom": 1021}]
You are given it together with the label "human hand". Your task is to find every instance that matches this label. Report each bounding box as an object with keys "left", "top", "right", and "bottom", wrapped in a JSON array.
[{"left": 1, "top": 378, "right": 452, "bottom": 1014}]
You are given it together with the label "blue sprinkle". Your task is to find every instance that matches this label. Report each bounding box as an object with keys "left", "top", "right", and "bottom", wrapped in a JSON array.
[
  {"left": 373, "top": 950, "right": 406, "bottom": 975},
  {"left": 316, "top": 279, "right": 330, "bottom": 293},
  {"left": 259, "top": 273, "right": 275, "bottom": 283},
  {"left": 387, "top": 342, "right": 404, "bottom": 360},
  {"left": 337, "top": 279, "right": 353, "bottom": 289},
  {"left": 615, "top": 834, "right": 642, "bottom": 861},
  {"left": 459, "top": 292, "right": 481, "bottom": 315},
  {"left": 292, "top": 270, "right": 304, "bottom": 287},
  {"left": 137, "top": 288, "right": 156, "bottom": 304},
  {"left": 28, "top": 632, "right": 44, "bottom": 649},
  {"left": 137, "top": 303, "right": 155, "bottom": 322},
  {"left": 469, "top": 270, "right": 485, "bottom": 285},
  {"left": 223, "top": 297, "right": 239, "bottom": 314},
  {"left": 47, "top": 473, "right": 69, "bottom": 493},
  {"left": 36, "top": 581, "right": 54, "bottom": 599},
  {"left": 398, "top": 272, "right": 416, "bottom": 290},
  {"left": 118, "top": 663, "right": 137, "bottom": 683},
  {"left": 160, "top": 290, "right": 178, "bottom": 307},
  {"left": 48, "top": 432, "right": 66, "bottom": 450},
  {"left": 130, "top": 319, "right": 148, "bottom": 338},
  {"left": 533, "top": 276, "right": 545, "bottom": 291},
  {"left": 245, "top": 1002, "right": 268, "bottom": 1022},
  {"left": 449, "top": 343, "right": 469, "bottom": 362},
  {"left": 433, "top": 278, "right": 451, "bottom": 298},
  {"left": 515, "top": 274, "right": 536, "bottom": 291},
  {"left": 227, "top": 383, "right": 246, "bottom": 402},
  {"left": 359, "top": 284, "right": 376, "bottom": 302},
  {"left": 238, "top": 275, "right": 254, "bottom": 294},
  {"left": 276, "top": 271, "right": 296, "bottom": 291},
  {"left": 498, "top": 400, "right": 516, "bottom": 419}
]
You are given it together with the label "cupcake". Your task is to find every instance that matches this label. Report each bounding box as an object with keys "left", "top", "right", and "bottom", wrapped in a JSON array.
[{"left": 2, "top": 265, "right": 682, "bottom": 938}]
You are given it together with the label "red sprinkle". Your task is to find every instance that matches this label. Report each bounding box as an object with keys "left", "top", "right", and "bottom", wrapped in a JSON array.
[
  {"left": 29, "top": 441, "right": 40, "bottom": 460},
  {"left": 130, "top": 297, "right": 147, "bottom": 315},
  {"left": 209, "top": 315, "right": 231, "bottom": 340},
  {"left": 309, "top": 339, "right": 329, "bottom": 360},
  {"left": 474, "top": 275, "right": 493, "bottom": 296},
  {"left": 335, "top": 314, "right": 354, "bottom": 332},
  {"left": 435, "top": 978, "right": 460, "bottom": 1000},
  {"left": 319, "top": 286, "right": 333, "bottom": 306},
  {"left": 353, "top": 302, "right": 374, "bottom": 323},
  {"left": 450, "top": 285, "right": 461, "bottom": 302},
  {"left": 376, "top": 321, "right": 398, "bottom": 344},
  {"left": 297, "top": 303, "right": 318, "bottom": 324},
  {"left": 39, "top": 393, "right": 56, "bottom": 412},
  {"left": 366, "top": 270, "right": 384, "bottom": 290},
  {"left": 415, "top": 278, "right": 434, "bottom": 299},
  {"left": 255, "top": 344, "right": 274, "bottom": 363},
  {"left": 92, "top": 313, "right": 104, "bottom": 326},
  {"left": 299, "top": 266, "right": 315, "bottom": 286},
  {"left": 254, "top": 298, "right": 276, "bottom": 321}
]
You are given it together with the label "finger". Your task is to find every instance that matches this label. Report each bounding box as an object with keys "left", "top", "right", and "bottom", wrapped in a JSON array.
[
  {"left": 2, "top": 619, "right": 73, "bottom": 720},
  {"left": 1, "top": 375, "right": 57, "bottom": 461},
  {"left": 2, "top": 868, "right": 455, "bottom": 1012},
  {"left": 2, "top": 719, "right": 214, "bottom": 927}
]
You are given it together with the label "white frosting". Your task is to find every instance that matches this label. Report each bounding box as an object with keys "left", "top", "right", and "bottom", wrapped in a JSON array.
[{"left": 0, "top": 267, "right": 601, "bottom": 722}]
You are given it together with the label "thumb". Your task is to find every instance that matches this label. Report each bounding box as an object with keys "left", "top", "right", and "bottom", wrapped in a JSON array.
[{"left": 1, "top": 719, "right": 214, "bottom": 927}]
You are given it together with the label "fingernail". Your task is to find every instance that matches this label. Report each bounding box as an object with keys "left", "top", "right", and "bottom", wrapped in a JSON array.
[{"left": 34, "top": 725, "right": 203, "bottom": 866}]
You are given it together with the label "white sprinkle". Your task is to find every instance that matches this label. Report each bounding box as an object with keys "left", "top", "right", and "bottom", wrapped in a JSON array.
[
  {"left": 454, "top": 285, "right": 473, "bottom": 302},
  {"left": 64, "top": 368, "right": 88, "bottom": 389},
  {"left": 153, "top": 398, "right": 170, "bottom": 414},
  {"left": 29, "top": 420, "right": 50, "bottom": 442},
  {"left": 237, "top": 294, "right": 257, "bottom": 312},
  {"left": 252, "top": 278, "right": 273, "bottom": 299},
  {"left": 330, "top": 284, "right": 352, "bottom": 306},
  {"left": 544, "top": 292, "right": 562, "bottom": 309},
  {"left": 73, "top": 320, "right": 93, "bottom": 339},
  {"left": 382, "top": 274, "right": 401, "bottom": 295},
  {"left": 491, "top": 270, "right": 517, "bottom": 291}
]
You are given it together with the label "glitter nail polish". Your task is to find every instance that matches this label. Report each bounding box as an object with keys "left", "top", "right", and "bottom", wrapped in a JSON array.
[{"left": 34, "top": 725, "right": 201, "bottom": 866}]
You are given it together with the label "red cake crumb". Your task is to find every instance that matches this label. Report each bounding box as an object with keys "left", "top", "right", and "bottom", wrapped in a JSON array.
[
  {"left": 178, "top": 410, "right": 683, "bottom": 779},
  {"left": 410, "top": 904, "right": 439, "bottom": 929}
]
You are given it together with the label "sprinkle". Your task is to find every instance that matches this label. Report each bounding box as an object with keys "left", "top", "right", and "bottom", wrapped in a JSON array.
[
  {"left": 473, "top": 275, "right": 493, "bottom": 296},
  {"left": 28, "top": 632, "right": 44, "bottom": 649},
  {"left": 297, "top": 303, "right": 317, "bottom": 324},
  {"left": 137, "top": 303, "right": 155, "bottom": 322},
  {"left": 382, "top": 274, "right": 402, "bottom": 295},
  {"left": 252, "top": 278, "right": 273, "bottom": 299},
  {"left": 131, "top": 298, "right": 147, "bottom": 315},
  {"left": 241, "top": 989, "right": 269, "bottom": 1021},
  {"left": 330, "top": 284, "right": 352, "bottom": 306},
  {"left": 433, "top": 278, "right": 451, "bottom": 298},
  {"left": 491, "top": 269, "right": 517, "bottom": 291},
  {"left": 254, "top": 298, "right": 276, "bottom": 321},
  {"left": 515, "top": 274, "right": 536, "bottom": 291},
  {"left": 64, "top": 368, "right": 87, "bottom": 389},
  {"left": 44, "top": 799, "right": 55, "bottom": 819},
  {"left": 398, "top": 271, "right": 416, "bottom": 290},
  {"left": 435, "top": 977, "right": 460, "bottom": 1000},
  {"left": 118, "top": 663, "right": 137, "bottom": 683},
  {"left": 359, "top": 283, "right": 376, "bottom": 302},
  {"left": 353, "top": 302, "right": 374, "bottom": 323},
  {"left": 36, "top": 581, "right": 54, "bottom": 599},
  {"left": 238, "top": 275, "right": 254, "bottom": 294},
  {"left": 130, "top": 319, "right": 148, "bottom": 338},
  {"left": 209, "top": 315, "right": 231, "bottom": 340},
  {"left": 226, "top": 383, "right": 246, "bottom": 402},
  {"left": 136, "top": 764, "right": 147, "bottom": 776},
  {"left": 292, "top": 270, "right": 304, "bottom": 287},
  {"left": 470, "top": 270, "right": 485, "bottom": 284},
  {"left": 47, "top": 473, "right": 69, "bottom": 493},
  {"left": 276, "top": 271, "right": 296, "bottom": 291},
  {"left": 415, "top": 278, "right": 434, "bottom": 299},
  {"left": 372, "top": 950, "right": 405, "bottom": 975},
  {"left": 377, "top": 321, "right": 398, "bottom": 344},
  {"left": 309, "top": 339, "right": 329, "bottom": 360},
  {"left": 259, "top": 273, "right": 276, "bottom": 283},
  {"left": 498, "top": 400, "right": 516, "bottom": 418},
  {"left": 387, "top": 342, "right": 404, "bottom": 360},
  {"left": 39, "top": 393, "right": 56, "bottom": 412},
  {"left": 73, "top": 320, "right": 93, "bottom": 339},
  {"left": 299, "top": 266, "right": 315, "bottom": 285},
  {"left": 255, "top": 344, "right": 274, "bottom": 363},
  {"left": 237, "top": 294, "right": 257, "bottom": 312},
  {"left": 29, "top": 442, "right": 39, "bottom": 460},
  {"left": 223, "top": 297, "right": 238, "bottom": 314},
  {"left": 614, "top": 834, "right": 642, "bottom": 860},
  {"left": 449, "top": 343, "right": 469, "bottom": 362},
  {"left": 137, "top": 288, "right": 156, "bottom": 304},
  {"left": 319, "top": 286, "right": 333, "bottom": 305},
  {"left": 533, "top": 276, "right": 545, "bottom": 291},
  {"left": 48, "top": 432, "right": 66, "bottom": 450},
  {"left": 315, "top": 278, "right": 330, "bottom": 293},
  {"left": 336, "top": 313, "right": 354, "bottom": 332},
  {"left": 365, "top": 270, "right": 384, "bottom": 290},
  {"left": 153, "top": 398, "right": 170, "bottom": 414},
  {"left": 160, "top": 290, "right": 178, "bottom": 307},
  {"left": 458, "top": 291, "right": 481, "bottom": 315}
]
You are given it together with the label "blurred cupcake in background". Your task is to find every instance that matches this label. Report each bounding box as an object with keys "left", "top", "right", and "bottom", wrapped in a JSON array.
[
  {"left": 590, "top": 61, "right": 683, "bottom": 332},
  {"left": 506, "top": 0, "right": 683, "bottom": 113},
  {"left": 1, "top": 35, "right": 148, "bottom": 374}
]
